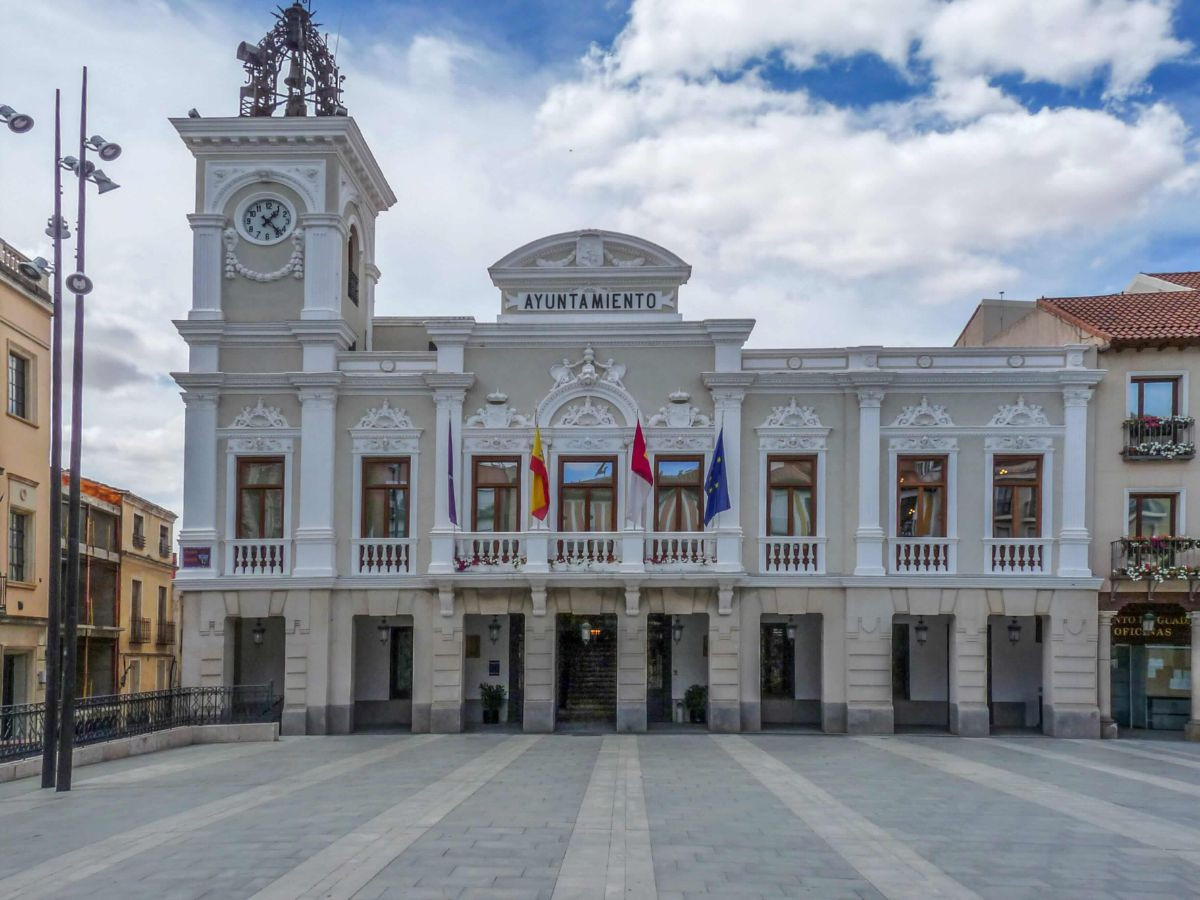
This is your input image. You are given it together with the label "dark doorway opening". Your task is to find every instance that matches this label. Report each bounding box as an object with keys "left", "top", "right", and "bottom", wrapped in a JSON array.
[
  {"left": 509, "top": 613, "right": 525, "bottom": 726},
  {"left": 556, "top": 614, "right": 617, "bottom": 728},
  {"left": 647, "top": 614, "right": 673, "bottom": 724}
]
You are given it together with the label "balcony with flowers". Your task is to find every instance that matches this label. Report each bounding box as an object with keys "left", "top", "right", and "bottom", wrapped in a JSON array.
[
  {"left": 1111, "top": 536, "right": 1200, "bottom": 583},
  {"left": 1121, "top": 415, "right": 1195, "bottom": 461}
]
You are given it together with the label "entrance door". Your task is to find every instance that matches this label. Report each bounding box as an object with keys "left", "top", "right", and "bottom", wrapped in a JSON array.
[
  {"left": 508, "top": 614, "right": 525, "bottom": 725},
  {"left": 556, "top": 614, "right": 617, "bottom": 726},
  {"left": 647, "top": 615, "right": 673, "bottom": 723}
]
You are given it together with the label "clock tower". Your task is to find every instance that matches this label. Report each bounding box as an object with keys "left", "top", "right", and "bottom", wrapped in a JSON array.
[{"left": 171, "top": 2, "right": 396, "bottom": 585}]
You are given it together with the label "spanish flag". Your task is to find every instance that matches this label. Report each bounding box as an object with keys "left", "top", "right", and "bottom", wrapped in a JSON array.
[{"left": 530, "top": 424, "right": 549, "bottom": 522}]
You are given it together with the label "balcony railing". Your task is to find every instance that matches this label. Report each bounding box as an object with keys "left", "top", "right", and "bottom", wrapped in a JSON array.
[
  {"left": 225, "top": 539, "right": 289, "bottom": 576},
  {"left": 985, "top": 538, "right": 1051, "bottom": 575},
  {"left": 1112, "top": 537, "right": 1200, "bottom": 581},
  {"left": 760, "top": 536, "right": 825, "bottom": 574},
  {"left": 645, "top": 533, "right": 717, "bottom": 570},
  {"left": 454, "top": 533, "right": 525, "bottom": 572},
  {"left": 1122, "top": 416, "right": 1195, "bottom": 460},
  {"left": 132, "top": 533, "right": 146, "bottom": 550},
  {"left": 129, "top": 617, "right": 151, "bottom": 644},
  {"left": 890, "top": 537, "right": 955, "bottom": 574},
  {"left": 157, "top": 620, "right": 176, "bottom": 645},
  {"left": 159, "top": 541, "right": 172, "bottom": 558},
  {"left": 552, "top": 532, "right": 622, "bottom": 571},
  {"left": 353, "top": 538, "right": 414, "bottom": 575}
]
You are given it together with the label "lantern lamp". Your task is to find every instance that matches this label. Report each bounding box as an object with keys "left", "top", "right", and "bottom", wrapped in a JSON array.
[
  {"left": 672, "top": 616, "right": 684, "bottom": 643},
  {"left": 1007, "top": 618, "right": 1022, "bottom": 645},
  {"left": 580, "top": 620, "right": 592, "bottom": 643},
  {"left": 488, "top": 616, "right": 502, "bottom": 644},
  {"left": 251, "top": 619, "right": 265, "bottom": 647},
  {"left": 378, "top": 618, "right": 390, "bottom": 643},
  {"left": 785, "top": 616, "right": 797, "bottom": 642},
  {"left": 914, "top": 617, "right": 929, "bottom": 646},
  {"left": 1142, "top": 610, "right": 1157, "bottom": 634}
]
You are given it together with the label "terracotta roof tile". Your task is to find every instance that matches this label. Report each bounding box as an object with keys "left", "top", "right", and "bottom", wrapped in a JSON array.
[
  {"left": 1147, "top": 271, "right": 1200, "bottom": 290},
  {"left": 1037, "top": 291, "right": 1200, "bottom": 347}
]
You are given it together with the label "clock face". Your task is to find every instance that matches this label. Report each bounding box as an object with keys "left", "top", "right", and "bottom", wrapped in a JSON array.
[{"left": 237, "top": 195, "right": 295, "bottom": 245}]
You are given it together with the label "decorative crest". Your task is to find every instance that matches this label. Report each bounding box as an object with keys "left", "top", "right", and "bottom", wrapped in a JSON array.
[
  {"left": 465, "top": 392, "right": 532, "bottom": 429},
  {"left": 236, "top": 2, "right": 346, "bottom": 118},
  {"left": 230, "top": 398, "right": 289, "bottom": 429},
  {"left": 988, "top": 396, "right": 1050, "bottom": 427},
  {"left": 647, "top": 390, "right": 712, "bottom": 428},
  {"left": 549, "top": 345, "right": 626, "bottom": 389},
  {"left": 558, "top": 397, "right": 617, "bottom": 427},
  {"left": 355, "top": 400, "right": 414, "bottom": 430},
  {"left": 760, "top": 398, "right": 822, "bottom": 428},
  {"left": 891, "top": 396, "right": 954, "bottom": 427}
]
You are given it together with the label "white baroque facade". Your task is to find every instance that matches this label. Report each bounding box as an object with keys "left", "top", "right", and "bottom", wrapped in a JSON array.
[{"left": 172, "top": 114, "right": 1104, "bottom": 738}]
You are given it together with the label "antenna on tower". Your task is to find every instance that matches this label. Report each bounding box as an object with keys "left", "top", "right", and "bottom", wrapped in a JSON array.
[{"left": 235, "top": 1, "right": 347, "bottom": 117}]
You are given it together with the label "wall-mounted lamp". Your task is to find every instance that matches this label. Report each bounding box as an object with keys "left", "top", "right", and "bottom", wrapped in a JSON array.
[
  {"left": 1007, "top": 618, "right": 1022, "bottom": 645},
  {"left": 580, "top": 620, "right": 592, "bottom": 644},
  {"left": 378, "top": 618, "right": 390, "bottom": 643},
  {"left": 1142, "top": 610, "right": 1157, "bottom": 634},
  {"left": 251, "top": 619, "right": 265, "bottom": 647},
  {"left": 785, "top": 616, "right": 796, "bottom": 642},
  {"left": 914, "top": 617, "right": 929, "bottom": 646},
  {"left": 488, "top": 616, "right": 501, "bottom": 644},
  {"left": 672, "top": 616, "right": 684, "bottom": 643}
]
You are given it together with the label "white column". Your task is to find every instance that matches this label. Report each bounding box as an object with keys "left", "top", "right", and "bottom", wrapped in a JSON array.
[
  {"left": 187, "top": 214, "right": 225, "bottom": 320},
  {"left": 179, "top": 389, "right": 219, "bottom": 576},
  {"left": 1099, "top": 611, "right": 1117, "bottom": 738},
  {"left": 429, "top": 388, "right": 464, "bottom": 573},
  {"left": 364, "top": 262, "right": 381, "bottom": 350},
  {"left": 1187, "top": 611, "right": 1200, "bottom": 742},
  {"left": 292, "top": 386, "right": 338, "bottom": 577},
  {"left": 299, "top": 213, "right": 346, "bottom": 320},
  {"left": 854, "top": 388, "right": 886, "bottom": 575},
  {"left": 708, "top": 378, "right": 751, "bottom": 573},
  {"left": 1058, "top": 386, "right": 1093, "bottom": 577}
]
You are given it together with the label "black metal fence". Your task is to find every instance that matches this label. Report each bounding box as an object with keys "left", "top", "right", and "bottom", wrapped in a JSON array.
[
  {"left": 0, "top": 684, "right": 280, "bottom": 763},
  {"left": 1111, "top": 537, "right": 1200, "bottom": 581}
]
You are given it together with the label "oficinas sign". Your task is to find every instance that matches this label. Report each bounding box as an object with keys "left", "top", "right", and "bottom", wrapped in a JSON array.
[{"left": 507, "top": 290, "right": 670, "bottom": 312}]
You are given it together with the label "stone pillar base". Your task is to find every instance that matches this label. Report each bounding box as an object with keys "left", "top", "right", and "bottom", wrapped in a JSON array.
[
  {"left": 821, "top": 702, "right": 848, "bottom": 734},
  {"left": 305, "top": 705, "right": 329, "bottom": 735},
  {"left": 950, "top": 703, "right": 989, "bottom": 737},
  {"left": 411, "top": 702, "right": 431, "bottom": 733},
  {"left": 1043, "top": 704, "right": 1100, "bottom": 738},
  {"left": 708, "top": 701, "right": 741, "bottom": 733},
  {"left": 523, "top": 700, "right": 554, "bottom": 734},
  {"left": 740, "top": 701, "right": 762, "bottom": 733},
  {"left": 430, "top": 703, "right": 463, "bottom": 734},
  {"left": 281, "top": 709, "right": 307, "bottom": 736},
  {"left": 327, "top": 704, "right": 352, "bottom": 735},
  {"left": 617, "top": 702, "right": 647, "bottom": 733},
  {"left": 1100, "top": 718, "right": 1118, "bottom": 740},
  {"left": 847, "top": 703, "right": 893, "bottom": 735},
  {"left": 1185, "top": 720, "right": 1200, "bottom": 742}
]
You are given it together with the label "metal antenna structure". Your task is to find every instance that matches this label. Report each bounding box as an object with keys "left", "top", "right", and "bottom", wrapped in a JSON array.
[{"left": 236, "top": 2, "right": 346, "bottom": 118}]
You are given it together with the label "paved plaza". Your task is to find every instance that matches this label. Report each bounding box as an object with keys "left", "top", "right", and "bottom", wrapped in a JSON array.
[{"left": 2, "top": 732, "right": 1200, "bottom": 899}]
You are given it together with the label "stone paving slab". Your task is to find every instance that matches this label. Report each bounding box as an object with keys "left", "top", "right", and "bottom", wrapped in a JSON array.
[{"left": 2, "top": 732, "right": 1199, "bottom": 898}]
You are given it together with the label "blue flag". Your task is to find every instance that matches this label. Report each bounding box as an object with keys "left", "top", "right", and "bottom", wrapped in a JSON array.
[{"left": 704, "top": 427, "right": 731, "bottom": 526}]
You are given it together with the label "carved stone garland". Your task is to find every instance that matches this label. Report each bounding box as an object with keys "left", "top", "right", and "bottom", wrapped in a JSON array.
[
  {"left": 988, "top": 396, "right": 1051, "bottom": 427},
  {"left": 757, "top": 399, "right": 827, "bottom": 452},
  {"left": 227, "top": 398, "right": 292, "bottom": 453},
  {"left": 351, "top": 401, "right": 419, "bottom": 454},
  {"left": 229, "top": 398, "right": 289, "bottom": 429},
  {"left": 223, "top": 227, "right": 305, "bottom": 282},
  {"left": 891, "top": 396, "right": 954, "bottom": 427}
]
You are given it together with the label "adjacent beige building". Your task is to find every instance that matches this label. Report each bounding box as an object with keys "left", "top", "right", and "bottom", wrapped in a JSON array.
[{"left": 0, "top": 238, "right": 51, "bottom": 707}]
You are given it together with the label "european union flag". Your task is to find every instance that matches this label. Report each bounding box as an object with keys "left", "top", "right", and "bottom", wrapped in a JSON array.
[{"left": 704, "top": 427, "right": 731, "bottom": 526}]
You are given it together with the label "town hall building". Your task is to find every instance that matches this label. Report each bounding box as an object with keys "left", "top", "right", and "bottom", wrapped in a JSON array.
[{"left": 171, "top": 3, "right": 1106, "bottom": 739}]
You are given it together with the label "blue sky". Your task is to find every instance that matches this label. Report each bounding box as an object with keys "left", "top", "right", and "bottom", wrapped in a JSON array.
[{"left": 3, "top": 0, "right": 1200, "bottom": 509}]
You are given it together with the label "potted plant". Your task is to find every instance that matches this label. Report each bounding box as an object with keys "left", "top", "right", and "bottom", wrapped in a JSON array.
[
  {"left": 683, "top": 684, "right": 707, "bottom": 724},
  {"left": 480, "top": 683, "right": 506, "bottom": 724}
]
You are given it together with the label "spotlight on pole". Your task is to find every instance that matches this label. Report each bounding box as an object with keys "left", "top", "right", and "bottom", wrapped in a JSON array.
[
  {"left": 85, "top": 134, "right": 121, "bottom": 161},
  {"left": 64, "top": 273, "right": 93, "bottom": 295},
  {"left": 0, "top": 104, "right": 34, "bottom": 133},
  {"left": 17, "top": 257, "right": 53, "bottom": 281},
  {"left": 90, "top": 170, "right": 120, "bottom": 194}
]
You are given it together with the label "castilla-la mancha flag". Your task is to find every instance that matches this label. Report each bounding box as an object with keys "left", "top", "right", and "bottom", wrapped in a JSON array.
[
  {"left": 530, "top": 424, "right": 550, "bottom": 522},
  {"left": 627, "top": 420, "right": 653, "bottom": 527}
]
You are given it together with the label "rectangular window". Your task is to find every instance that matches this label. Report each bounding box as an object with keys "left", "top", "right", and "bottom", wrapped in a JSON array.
[
  {"left": 88, "top": 510, "right": 118, "bottom": 552},
  {"left": 1128, "top": 376, "right": 1180, "bottom": 417},
  {"left": 159, "top": 523, "right": 170, "bottom": 556},
  {"left": 654, "top": 456, "right": 703, "bottom": 532},
  {"left": 236, "top": 458, "right": 285, "bottom": 539},
  {"left": 7, "top": 510, "right": 29, "bottom": 583},
  {"left": 1128, "top": 493, "right": 1177, "bottom": 537},
  {"left": 767, "top": 455, "right": 816, "bottom": 536},
  {"left": 132, "top": 514, "right": 145, "bottom": 549},
  {"left": 760, "top": 623, "right": 794, "bottom": 698},
  {"left": 157, "top": 585, "right": 167, "bottom": 623},
  {"left": 472, "top": 457, "right": 520, "bottom": 532},
  {"left": 558, "top": 457, "right": 616, "bottom": 532},
  {"left": 7, "top": 351, "right": 29, "bottom": 420},
  {"left": 897, "top": 456, "right": 947, "bottom": 537},
  {"left": 992, "top": 456, "right": 1042, "bottom": 538},
  {"left": 389, "top": 625, "right": 414, "bottom": 700},
  {"left": 130, "top": 579, "right": 142, "bottom": 621},
  {"left": 361, "top": 458, "right": 410, "bottom": 538}
]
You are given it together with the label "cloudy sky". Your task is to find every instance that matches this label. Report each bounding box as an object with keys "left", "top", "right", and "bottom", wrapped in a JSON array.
[{"left": 2, "top": 0, "right": 1200, "bottom": 514}]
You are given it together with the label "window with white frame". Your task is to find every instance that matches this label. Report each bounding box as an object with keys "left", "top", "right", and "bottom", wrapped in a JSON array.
[
  {"left": 897, "top": 456, "right": 947, "bottom": 537},
  {"left": 236, "top": 458, "right": 285, "bottom": 539},
  {"left": 992, "top": 456, "right": 1042, "bottom": 538},
  {"left": 766, "top": 455, "right": 816, "bottom": 536},
  {"left": 361, "top": 458, "right": 410, "bottom": 538}
]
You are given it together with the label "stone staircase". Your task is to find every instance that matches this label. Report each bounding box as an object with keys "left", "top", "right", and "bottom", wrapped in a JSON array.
[{"left": 558, "top": 642, "right": 616, "bottom": 722}]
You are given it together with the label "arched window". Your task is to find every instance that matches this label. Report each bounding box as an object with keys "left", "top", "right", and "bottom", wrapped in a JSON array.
[{"left": 346, "top": 226, "right": 360, "bottom": 306}]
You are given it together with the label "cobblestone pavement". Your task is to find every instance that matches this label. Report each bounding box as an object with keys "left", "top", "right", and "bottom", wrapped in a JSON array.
[{"left": 2, "top": 732, "right": 1200, "bottom": 899}]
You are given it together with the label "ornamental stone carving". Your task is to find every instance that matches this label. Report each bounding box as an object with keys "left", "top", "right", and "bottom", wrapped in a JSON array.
[
  {"left": 890, "top": 435, "right": 958, "bottom": 452},
  {"left": 761, "top": 435, "right": 827, "bottom": 452},
  {"left": 550, "top": 345, "right": 627, "bottom": 389},
  {"left": 985, "top": 435, "right": 1053, "bottom": 452},
  {"left": 229, "top": 399, "right": 289, "bottom": 429},
  {"left": 223, "top": 228, "right": 305, "bottom": 282},
  {"left": 558, "top": 397, "right": 617, "bottom": 427},
  {"left": 759, "top": 398, "right": 822, "bottom": 429},
  {"left": 228, "top": 436, "right": 290, "bottom": 453},
  {"left": 891, "top": 396, "right": 954, "bottom": 427},
  {"left": 464, "top": 392, "right": 532, "bottom": 429},
  {"left": 988, "top": 396, "right": 1050, "bottom": 427},
  {"left": 355, "top": 400, "right": 414, "bottom": 430},
  {"left": 352, "top": 436, "right": 418, "bottom": 454},
  {"left": 463, "top": 435, "right": 527, "bottom": 452},
  {"left": 646, "top": 433, "right": 712, "bottom": 451},
  {"left": 647, "top": 391, "right": 712, "bottom": 428}
]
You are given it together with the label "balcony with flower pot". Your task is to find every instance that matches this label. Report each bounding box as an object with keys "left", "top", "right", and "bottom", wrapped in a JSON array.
[
  {"left": 1111, "top": 537, "right": 1200, "bottom": 584},
  {"left": 1122, "top": 416, "right": 1195, "bottom": 461}
]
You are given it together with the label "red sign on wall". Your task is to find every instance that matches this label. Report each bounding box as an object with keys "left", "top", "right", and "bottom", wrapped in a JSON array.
[{"left": 181, "top": 546, "right": 212, "bottom": 569}]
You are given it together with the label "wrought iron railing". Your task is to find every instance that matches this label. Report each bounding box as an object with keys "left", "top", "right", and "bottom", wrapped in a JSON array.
[
  {"left": 1122, "top": 416, "right": 1195, "bottom": 460},
  {"left": 1111, "top": 537, "right": 1200, "bottom": 581},
  {"left": 0, "top": 684, "right": 280, "bottom": 763},
  {"left": 132, "top": 533, "right": 146, "bottom": 550},
  {"left": 156, "top": 620, "right": 176, "bottom": 645},
  {"left": 130, "top": 617, "right": 151, "bottom": 643}
]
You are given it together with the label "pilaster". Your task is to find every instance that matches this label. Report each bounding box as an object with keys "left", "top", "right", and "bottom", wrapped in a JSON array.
[
  {"left": 854, "top": 388, "right": 886, "bottom": 576},
  {"left": 187, "top": 213, "right": 226, "bottom": 321},
  {"left": 845, "top": 588, "right": 894, "bottom": 733},
  {"left": 426, "top": 376, "right": 472, "bottom": 573},
  {"left": 299, "top": 212, "right": 347, "bottom": 320},
  {"left": 1042, "top": 597, "right": 1100, "bottom": 738},
  {"left": 292, "top": 383, "right": 338, "bottom": 578},
  {"left": 617, "top": 597, "right": 648, "bottom": 733},
  {"left": 706, "top": 373, "right": 753, "bottom": 572},
  {"left": 1058, "top": 386, "right": 1093, "bottom": 577},
  {"left": 524, "top": 609, "right": 556, "bottom": 733},
  {"left": 178, "top": 389, "right": 220, "bottom": 577},
  {"left": 707, "top": 611, "right": 741, "bottom": 732},
  {"left": 1098, "top": 610, "right": 1117, "bottom": 739},
  {"left": 430, "top": 593, "right": 464, "bottom": 733},
  {"left": 949, "top": 601, "right": 988, "bottom": 736}
]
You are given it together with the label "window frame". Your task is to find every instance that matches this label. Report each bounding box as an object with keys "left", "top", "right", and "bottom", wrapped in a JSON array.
[
  {"left": 235, "top": 456, "right": 286, "bottom": 540},
  {"left": 157, "top": 585, "right": 168, "bottom": 624},
  {"left": 653, "top": 454, "right": 705, "bottom": 533},
  {"left": 360, "top": 457, "right": 412, "bottom": 540},
  {"left": 990, "top": 455, "right": 1043, "bottom": 539},
  {"left": 471, "top": 455, "right": 522, "bottom": 533},
  {"left": 6, "top": 347, "right": 32, "bottom": 423},
  {"left": 765, "top": 454, "right": 817, "bottom": 537},
  {"left": 130, "top": 579, "right": 143, "bottom": 622},
  {"left": 557, "top": 455, "right": 618, "bottom": 532},
  {"left": 7, "top": 508, "right": 31, "bottom": 584},
  {"left": 1127, "top": 491, "right": 1179, "bottom": 538},
  {"left": 1128, "top": 375, "right": 1181, "bottom": 417},
  {"left": 895, "top": 455, "right": 949, "bottom": 538}
]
